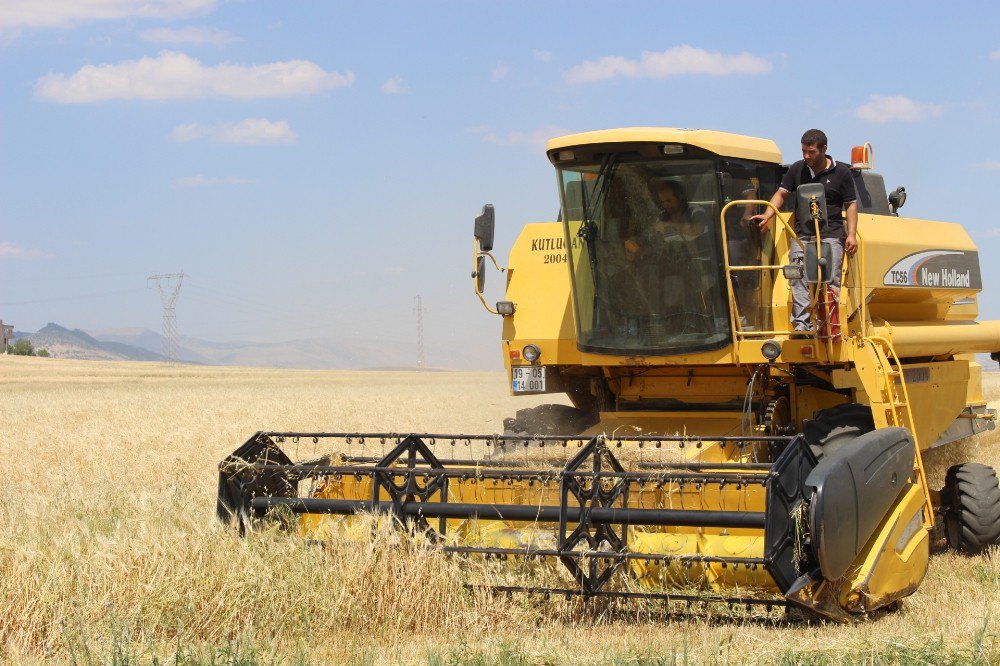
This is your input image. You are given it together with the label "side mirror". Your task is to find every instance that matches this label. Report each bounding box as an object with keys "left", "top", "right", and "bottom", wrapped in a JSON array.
[
  {"left": 474, "top": 204, "right": 495, "bottom": 252},
  {"left": 475, "top": 255, "right": 486, "bottom": 294},
  {"left": 888, "top": 186, "right": 906, "bottom": 215},
  {"left": 795, "top": 183, "right": 828, "bottom": 235}
]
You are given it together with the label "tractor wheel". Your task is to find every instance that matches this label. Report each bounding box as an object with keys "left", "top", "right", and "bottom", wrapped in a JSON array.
[
  {"left": 943, "top": 463, "right": 1000, "bottom": 555},
  {"left": 802, "top": 403, "right": 876, "bottom": 457},
  {"left": 802, "top": 403, "right": 875, "bottom": 458},
  {"left": 502, "top": 403, "right": 597, "bottom": 437},
  {"left": 563, "top": 376, "right": 598, "bottom": 413}
]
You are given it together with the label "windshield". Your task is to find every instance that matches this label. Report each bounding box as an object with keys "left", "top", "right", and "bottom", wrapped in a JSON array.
[{"left": 559, "top": 156, "right": 731, "bottom": 355}]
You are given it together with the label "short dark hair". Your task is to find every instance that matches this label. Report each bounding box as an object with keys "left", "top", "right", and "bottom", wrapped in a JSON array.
[
  {"left": 653, "top": 179, "right": 689, "bottom": 211},
  {"left": 801, "top": 129, "right": 827, "bottom": 148}
]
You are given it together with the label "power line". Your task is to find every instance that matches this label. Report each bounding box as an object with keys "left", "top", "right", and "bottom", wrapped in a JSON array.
[
  {"left": 0, "top": 288, "right": 141, "bottom": 307},
  {"left": 147, "top": 272, "right": 187, "bottom": 362}
]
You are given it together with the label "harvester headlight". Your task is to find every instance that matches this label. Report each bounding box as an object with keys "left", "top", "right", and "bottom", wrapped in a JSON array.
[
  {"left": 889, "top": 186, "right": 907, "bottom": 213},
  {"left": 761, "top": 340, "right": 782, "bottom": 362},
  {"left": 662, "top": 144, "right": 685, "bottom": 155},
  {"left": 522, "top": 344, "right": 541, "bottom": 363},
  {"left": 782, "top": 264, "right": 804, "bottom": 280},
  {"left": 496, "top": 301, "right": 515, "bottom": 315}
]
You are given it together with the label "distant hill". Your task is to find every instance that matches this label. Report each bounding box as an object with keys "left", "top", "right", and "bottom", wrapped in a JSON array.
[
  {"left": 18, "top": 323, "right": 167, "bottom": 362},
  {"left": 85, "top": 326, "right": 476, "bottom": 370},
  {"left": 86, "top": 327, "right": 212, "bottom": 364}
]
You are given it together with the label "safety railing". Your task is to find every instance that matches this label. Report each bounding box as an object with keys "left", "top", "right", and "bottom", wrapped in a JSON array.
[{"left": 719, "top": 200, "right": 862, "bottom": 362}]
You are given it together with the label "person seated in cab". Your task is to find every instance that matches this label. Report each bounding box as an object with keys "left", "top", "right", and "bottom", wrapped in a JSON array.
[{"left": 625, "top": 180, "right": 713, "bottom": 329}]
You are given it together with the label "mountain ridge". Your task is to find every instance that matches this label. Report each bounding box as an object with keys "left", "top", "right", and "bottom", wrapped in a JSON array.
[{"left": 12, "top": 324, "right": 478, "bottom": 370}]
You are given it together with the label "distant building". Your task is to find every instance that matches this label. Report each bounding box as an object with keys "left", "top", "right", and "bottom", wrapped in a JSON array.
[{"left": 0, "top": 320, "right": 12, "bottom": 351}]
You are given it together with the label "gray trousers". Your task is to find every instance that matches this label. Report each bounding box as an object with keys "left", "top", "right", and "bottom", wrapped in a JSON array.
[{"left": 788, "top": 238, "right": 843, "bottom": 330}]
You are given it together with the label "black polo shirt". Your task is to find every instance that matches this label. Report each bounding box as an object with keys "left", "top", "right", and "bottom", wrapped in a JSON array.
[{"left": 779, "top": 157, "right": 857, "bottom": 239}]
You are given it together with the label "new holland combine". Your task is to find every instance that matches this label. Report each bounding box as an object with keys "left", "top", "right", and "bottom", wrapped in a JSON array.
[{"left": 219, "top": 128, "right": 1000, "bottom": 621}]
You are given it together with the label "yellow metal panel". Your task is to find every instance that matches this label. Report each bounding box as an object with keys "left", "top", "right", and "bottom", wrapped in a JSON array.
[
  {"left": 946, "top": 296, "right": 979, "bottom": 321},
  {"left": 546, "top": 127, "right": 782, "bottom": 164},
  {"left": 578, "top": 346, "right": 735, "bottom": 367},
  {"left": 956, "top": 355, "right": 986, "bottom": 405},
  {"left": 501, "top": 221, "right": 580, "bottom": 365},
  {"left": 584, "top": 411, "right": 745, "bottom": 437},
  {"left": 832, "top": 359, "right": 971, "bottom": 448},
  {"left": 792, "top": 386, "right": 849, "bottom": 428},
  {"left": 838, "top": 483, "right": 929, "bottom": 614},
  {"left": 616, "top": 372, "right": 752, "bottom": 403},
  {"left": 860, "top": 214, "right": 980, "bottom": 308}
]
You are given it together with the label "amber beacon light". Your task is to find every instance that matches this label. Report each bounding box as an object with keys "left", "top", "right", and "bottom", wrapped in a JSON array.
[{"left": 851, "top": 142, "right": 874, "bottom": 170}]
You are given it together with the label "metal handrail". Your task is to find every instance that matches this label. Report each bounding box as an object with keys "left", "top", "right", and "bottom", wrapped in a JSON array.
[
  {"left": 866, "top": 335, "right": 933, "bottom": 527},
  {"left": 719, "top": 199, "right": 863, "bottom": 360},
  {"left": 719, "top": 200, "right": 807, "bottom": 362}
]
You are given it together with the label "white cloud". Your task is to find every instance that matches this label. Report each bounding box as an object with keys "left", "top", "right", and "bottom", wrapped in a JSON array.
[
  {"left": 171, "top": 175, "right": 256, "bottom": 188},
  {"left": 0, "top": 241, "right": 45, "bottom": 260},
  {"left": 380, "top": 76, "right": 409, "bottom": 94},
  {"left": 565, "top": 45, "right": 771, "bottom": 84},
  {"left": 854, "top": 94, "right": 944, "bottom": 123},
  {"left": 985, "top": 228, "right": 1000, "bottom": 237},
  {"left": 0, "top": 0, "right": 216, "bottom": 30},
  {"left": 140, "top": 26, "right": 237, "bottom": 46},
  {"left": 35, "top": 51, "right": 355, "bottom": 103},
  {"left": 533, "top": 49, "right": 552, "bottom": 63},
  {"left": 471, "top": 124, "right": 568, "bottom": 149},
  {"left": 491, "top": 62, "right": 509, "bottom": 81},
  {"left": 170, "top": 118, "right": 296, "bottom": 144},
  {"left": 990, "top": 49, "right": 1000, "bottom": 60},
  {"left": 978, "top": 160, "right": 1000, "bottom": 170}
]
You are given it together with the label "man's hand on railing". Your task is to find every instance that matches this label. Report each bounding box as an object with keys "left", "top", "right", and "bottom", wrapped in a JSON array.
[{"left": 750, "top": 213, "right": 772, "bottom": 232}]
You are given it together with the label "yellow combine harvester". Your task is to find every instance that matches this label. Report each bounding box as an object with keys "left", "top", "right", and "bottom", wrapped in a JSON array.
[{"left": 219, "top": 128, "right": 1000, "bottom": 621}]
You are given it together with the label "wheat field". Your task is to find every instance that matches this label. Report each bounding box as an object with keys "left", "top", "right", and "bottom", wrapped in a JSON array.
[{"left": 1, "top": 355, "right": 998, "bottom": 664}]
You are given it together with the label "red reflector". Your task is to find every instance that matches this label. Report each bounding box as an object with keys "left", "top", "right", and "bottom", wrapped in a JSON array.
[{"left": 509, "top": 350, "right": 521, "bottom": 358}]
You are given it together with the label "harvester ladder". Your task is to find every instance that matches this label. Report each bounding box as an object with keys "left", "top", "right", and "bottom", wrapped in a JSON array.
[{"left": 854, "top": 336, "right": 934, "bottom": 527}]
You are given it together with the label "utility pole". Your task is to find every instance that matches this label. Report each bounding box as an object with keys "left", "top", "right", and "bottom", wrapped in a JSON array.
[
  {"left": 147, "top": 272, "right": 187, "bottom": 362},
  {"left": 414, "top": 295, "right": 426, "bottom": 370}
]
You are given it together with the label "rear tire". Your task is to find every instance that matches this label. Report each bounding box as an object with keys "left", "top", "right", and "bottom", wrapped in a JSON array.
[{"left": 943, "top": 463, "right": 1000, "bottom": 555}]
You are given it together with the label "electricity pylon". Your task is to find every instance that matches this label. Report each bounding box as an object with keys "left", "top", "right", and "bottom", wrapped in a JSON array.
[
  {"left": 147, "top": 272, "right": 187, "bottom": 362},
  {"left": 415, "top": 295, "right": 426, "bottom": 370}
]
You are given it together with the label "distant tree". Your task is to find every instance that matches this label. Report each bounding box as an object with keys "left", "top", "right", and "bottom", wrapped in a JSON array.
[
  {"left": 7, "top": 339, "right": 36, "bottom": 356},
  {"left": 36, "top": 348, "right": 51, "bottom": 357}
]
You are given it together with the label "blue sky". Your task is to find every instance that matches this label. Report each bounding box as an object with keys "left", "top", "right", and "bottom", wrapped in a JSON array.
[{"left": 1, "top": 1, "right": 998, "bottom": 368}]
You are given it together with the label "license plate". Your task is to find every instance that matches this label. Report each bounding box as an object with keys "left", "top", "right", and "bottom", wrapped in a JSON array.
[{"left": 512, "top": 366, "right": 546, "bottom": 393}]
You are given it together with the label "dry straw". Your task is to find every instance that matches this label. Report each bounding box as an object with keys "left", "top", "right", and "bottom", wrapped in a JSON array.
[{"left": 1, "top": 356, "right": 998, "bottom": 664}]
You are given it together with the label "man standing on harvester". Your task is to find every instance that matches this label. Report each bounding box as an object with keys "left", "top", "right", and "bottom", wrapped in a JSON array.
[{"left": 753, "top": 129, "right": 858, "bottom": 333}]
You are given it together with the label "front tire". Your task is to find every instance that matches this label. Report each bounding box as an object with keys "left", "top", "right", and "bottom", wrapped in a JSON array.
[
  {"left": 802, "top": 403, "right": 875, "bottom": 457},
  {"left": 943, "top": 463, "right": 1000, "bottom": 555}
]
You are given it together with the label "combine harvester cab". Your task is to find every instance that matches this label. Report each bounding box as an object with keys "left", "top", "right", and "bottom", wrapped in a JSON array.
[{"left": 220, "top": 129, "right": 1000, "bottom": 621}]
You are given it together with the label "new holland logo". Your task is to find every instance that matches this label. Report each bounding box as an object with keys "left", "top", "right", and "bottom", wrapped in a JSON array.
[{"left": 883, "top": 250, "right": 981, "bottom": 289}]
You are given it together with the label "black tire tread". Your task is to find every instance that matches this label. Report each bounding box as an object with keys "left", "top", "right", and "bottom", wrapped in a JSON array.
[
  {"left": 945, "top": 463, "right": 1000, "bottom": 555},
  {"left": 802, "top": 403, "right": 876, "bottom": 453}
]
